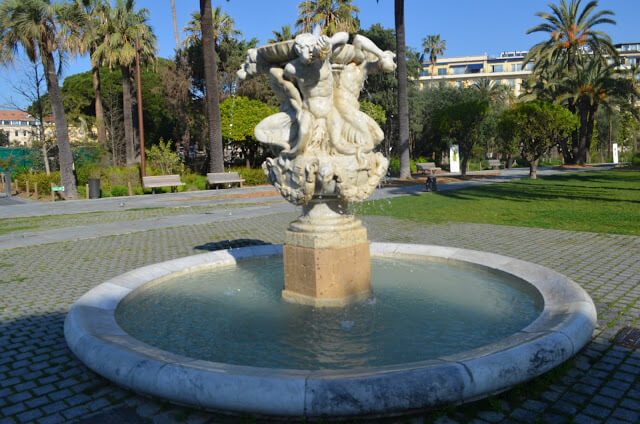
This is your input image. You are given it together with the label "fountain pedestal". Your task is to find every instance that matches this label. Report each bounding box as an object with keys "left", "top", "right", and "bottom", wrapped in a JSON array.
[{"left": 282, "top": 199, "right": 371, "bottom": 307}]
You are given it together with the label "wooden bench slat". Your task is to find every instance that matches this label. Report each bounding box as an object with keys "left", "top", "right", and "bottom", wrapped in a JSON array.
[
  {"left": 142, "top": 175, "right": 185, "bottom": 192},
  {"left": 206, "top": 172, "right": 244, "bottom": 188}
]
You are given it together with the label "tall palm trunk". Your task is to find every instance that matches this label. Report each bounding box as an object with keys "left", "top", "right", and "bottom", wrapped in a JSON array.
[
  {"left": 42, "top": 50, "right": 78, "bottom": 199},
  {"left": 201, "top": 0, "right": 224, "bottom": 173},
  {"left": 171, "top": 0, "right": 179, "bottom": 52},
  {"left": 394, "top": 0, "right": 411, "bottom": 178},
  {"left": 91, "top": 55, "right": 106, "bottom": 147},
  {"left": 121, "top": 65, "right": 136, "bottom": 165}
]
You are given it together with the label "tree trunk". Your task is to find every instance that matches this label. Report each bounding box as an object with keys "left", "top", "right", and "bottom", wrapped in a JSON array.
[
  {"left": 171, "top": 0, "right": 180, "bottom": 52},
  {"left": 576, "top": 102, "right": 596, "bottom": 166},
  {"left": 92, "top": 62, "right": 107, "bottom": 147},
  {"left": 460, "top": 154, "right": 468, "bottom": 177},
  {"left": 41, "top": 142, "right": 50, "bottom": 175},
  {"left": 42, "top": 50, "right": 77, "bottom": 199},
  {"left": 121, "top": 65, "right": 136, "bottom": 165},
  {"left": 201, "top": 0, "right": 224, "bottom": 173},
  {"left": 394, "top": 0, "right": 411, "bottom": 179},
  {"left": 529, "top": 157, "right": 539, "bottom": 179}
]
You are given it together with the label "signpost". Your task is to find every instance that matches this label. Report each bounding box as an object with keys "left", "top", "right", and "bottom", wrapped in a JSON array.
[
  {"left": 51, "top": 185, "right": 64, "bottom": 202},
  {"left": 612, "top": 143, "right": 619, "bottom": 164}
]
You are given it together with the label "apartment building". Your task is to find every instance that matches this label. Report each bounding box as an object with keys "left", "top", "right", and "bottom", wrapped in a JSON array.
[{"left": 418, "top": 42, "right": 640, "bottom": 95}]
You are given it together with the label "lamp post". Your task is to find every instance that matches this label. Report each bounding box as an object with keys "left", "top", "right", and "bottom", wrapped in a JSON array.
[{"left": 135, "top": 38, "right": 146, "bottom": 185}]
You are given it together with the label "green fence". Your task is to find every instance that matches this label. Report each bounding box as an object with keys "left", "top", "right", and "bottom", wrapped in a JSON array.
[{"left": 0, "top": 148, "right": 35, "bottom": 172}]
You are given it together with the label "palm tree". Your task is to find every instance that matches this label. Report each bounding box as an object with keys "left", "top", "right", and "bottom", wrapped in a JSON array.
[
  {"left": 394, "top": 0, "right": 410, "bottom": 178},
  {"left": 0, "top": 0, "right": 79, "bottom": 198},
  {"left": 66, "top": 0, "right": 108, "bottom": 147},
  {"left": 95, "top": 0, "right": 156, "bottom": 165},
  {"left": 556, "top": 59, "right": 639, "bottom": 165},
  {"left": 524, "top": 0, "right": 617, "bottom": 74},
  {"left": 296, "top": 0, "right": 360, "bottom": 35},
  {"left": 267, "top": 25, "right": 294, "bottom": 44},
  {"left": 472, "top": 79, "right": 513, "bottom": 106},
  {"left": 200, "top": 0, "right": 224, "bottom": 173},
  {"left": 171, "top": 0, "right": 179, "bottom": 52},
  {"left": 422, "top": 34, "right": 446, "bottom": 76},
  {"left": 182, "top": 7, "right": 241, "bottom": 50}
]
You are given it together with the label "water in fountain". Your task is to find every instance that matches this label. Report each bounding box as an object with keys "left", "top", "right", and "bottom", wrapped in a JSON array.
[{"left": 116, "top": 255, "right": 542, "bottom": 370}]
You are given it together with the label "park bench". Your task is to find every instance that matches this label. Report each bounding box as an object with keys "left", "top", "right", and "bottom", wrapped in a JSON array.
[
  {"left": 416, "top": 162, "right": 441, "bottom": 175},
  {"left": 142, "top": 175, "right": 185, "bottom": 194},
  {"left": 207, "top": 172, "right": 245, "bottom": 189},
  {"left": 487, "top": 159, "right": 504, "bottom": 169}
]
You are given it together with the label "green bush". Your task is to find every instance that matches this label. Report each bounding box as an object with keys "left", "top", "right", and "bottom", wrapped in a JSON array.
[
  {"left": 631, "top": 152, "right": 640, "bottom": 167},
  {"left": 182, "top": 173, "right": 207, "bottom": 190},
  {"left": 227, "top": 166, "right": 268, "bottom": 186},
  {"left": 110, "top": 185, "right": 129, "bottom": 197},
  {"left": 14, "top": 171, "right": 61, "bottom": 195}
]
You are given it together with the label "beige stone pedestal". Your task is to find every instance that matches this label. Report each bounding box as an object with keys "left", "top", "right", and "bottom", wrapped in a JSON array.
[{"left": 282, "top": 199, "right": 371, "bottom": 307}]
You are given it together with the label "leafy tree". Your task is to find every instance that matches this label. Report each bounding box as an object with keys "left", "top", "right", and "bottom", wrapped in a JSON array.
[
  {"left": 0, "top": 0, "right": 79, "bottom": 198},
  {"left": 219, "top": 96, "right": 276, "bottom": 168},
  {"left": 359, "top": 101, "right": 386, "bottom": 125},
  {"left": 422, "top": 34, "right": 446, "bottom": 76},
  {"left": 433, "top": 99, "right": 489, "bottom": 176},
  {"left": 498, "top": 101, "right": 578, "bottom": 178},
  {"left": 296, "top": 0, "right": 360, "bottom": 35}
]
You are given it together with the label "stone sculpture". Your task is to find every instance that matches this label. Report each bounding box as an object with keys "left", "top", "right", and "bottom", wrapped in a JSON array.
[
  {"left": 238, "top": 31, "right": 395, "bottom": 306},
  {"left": 238, "top": 31, "right": 394, "bottom": 205}
]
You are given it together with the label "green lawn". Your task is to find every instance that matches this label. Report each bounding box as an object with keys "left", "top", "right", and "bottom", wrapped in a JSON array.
[{"left": 358, "top": 169, "right": 640, "bottom": 236}]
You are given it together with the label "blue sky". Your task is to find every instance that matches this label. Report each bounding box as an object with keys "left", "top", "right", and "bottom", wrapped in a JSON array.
[{"left": 1, "top": 0, "right": 637, "bottom": 109}]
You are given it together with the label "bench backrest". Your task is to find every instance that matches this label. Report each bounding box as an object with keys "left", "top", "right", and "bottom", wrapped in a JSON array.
[
  {"left": 207, "top": 172, "right": 243, "bottom": 183},
  {"left": 417, "top": 162, "right": 437, "bottom": 169},
  {"left": 487, "top": 159, "right": 501, "bottom": 166},
  {"left": 142, "top": 175, "right": 182, "bottom": 187}
]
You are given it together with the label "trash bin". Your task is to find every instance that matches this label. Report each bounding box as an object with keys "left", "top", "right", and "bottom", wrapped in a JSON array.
[
  {"left": 88, "top": 178, "right": 101, "bottom": 199},
  {"left": 425, "top": 176, "right": 438, "bottom": 192}
]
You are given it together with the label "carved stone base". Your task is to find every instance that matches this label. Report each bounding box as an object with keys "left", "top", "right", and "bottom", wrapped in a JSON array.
[{"left": 282, "top": 199, "right": 371, "bottom": 307}]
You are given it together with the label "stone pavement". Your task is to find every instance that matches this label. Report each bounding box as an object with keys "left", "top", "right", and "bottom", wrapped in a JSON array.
[{"left": 1, "top": 170, "right": 639, "bottom": 423}]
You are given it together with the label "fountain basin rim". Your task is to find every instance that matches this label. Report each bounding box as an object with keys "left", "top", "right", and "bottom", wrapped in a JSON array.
[{"left": 64, "top": 243, "right": 596, "bottom": 418}]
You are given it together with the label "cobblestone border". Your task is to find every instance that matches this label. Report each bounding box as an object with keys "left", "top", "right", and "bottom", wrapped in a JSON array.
[{"left": 64, "top": 243, "right": 596, "bottom": 419}]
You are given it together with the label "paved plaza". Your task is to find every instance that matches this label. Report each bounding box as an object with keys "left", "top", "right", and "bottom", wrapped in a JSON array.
[{"left": 0, "top": 169, "right": 639, "bottom": 423}]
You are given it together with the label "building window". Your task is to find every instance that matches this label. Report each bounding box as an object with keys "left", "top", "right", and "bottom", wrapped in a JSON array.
[
  {"left": 23, "top": 130, "right": 27, "bottom": 136},
  {"left": 15, "top": 130, "right": 18, "bottom": 137},
  {"left": 438, "top": 68, "right": 447, "bottom": 75},
  {"left": 511, "top": 63, "right": 522, "bottom": 71},
  {"left": 525, "top": 63, "right": 533, "bottom": 71},
  {"left": 452, "top": 67, "right": 466, "bottom": 74},
  {"left": 492, "top": 65, "right": 503, "bottom": 73},
  {"left": 455, "top": 81, "right": 462, "bottom": 88},
  {"left": 508, "top": 79, "right": 515, "bottom": 87}
]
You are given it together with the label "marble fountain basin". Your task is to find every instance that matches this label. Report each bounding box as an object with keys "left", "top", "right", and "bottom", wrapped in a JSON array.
[{"left": 64, "top": 243, "right": 596, "bottom": 419}]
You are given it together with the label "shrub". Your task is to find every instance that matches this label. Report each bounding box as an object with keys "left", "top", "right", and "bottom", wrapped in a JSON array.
[
  {"left": 146, "top": 138, "right": 184, "bottom": 175},
  {"left": 110, "top": 185, "right": 129, "bottom": 197},
  {"left": 228, "top": 166, "right": 268, "bottom": 186},
  {"left": 14, "top": 171, "right": 61, "bottom": 195},
  {"left": 632, "top": 152, "right": 640, "bottom": 167}
]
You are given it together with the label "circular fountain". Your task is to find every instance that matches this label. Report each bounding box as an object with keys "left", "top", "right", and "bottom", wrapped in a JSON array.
[{"left": 65, "top": 31, "right": 596, "bottom": 419}]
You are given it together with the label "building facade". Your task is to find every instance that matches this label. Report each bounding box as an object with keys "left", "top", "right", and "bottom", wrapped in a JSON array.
[
  {"left": 418, "top": 42, "right": 640, "bottom": 95},
  {"left": 0, "top": 110, "right": 41, "bottom": 146}
]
